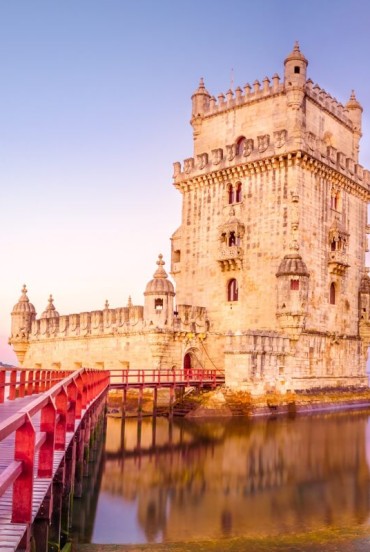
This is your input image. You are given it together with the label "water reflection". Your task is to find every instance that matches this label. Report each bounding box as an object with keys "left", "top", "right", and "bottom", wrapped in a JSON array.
[{"left": 73, "top": 411, "right": 370, "bottom": 546}]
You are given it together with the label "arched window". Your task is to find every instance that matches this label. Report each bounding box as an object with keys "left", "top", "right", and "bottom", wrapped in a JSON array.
[
  {"left": 330, "top": 239, "right": 336, "bottom": 251},
  {"left": 235, "top": 182, "right": 242, "bottom": 203},
  {"left": 228, "top": 184, "right": 234, "bottom": 204},
  {"left": 236, "top": 136, "right": 246, "bottom": 156},
  {"left": 228, "top": 232, "right": 236, "bottom": 246},
  {"left": 330, "top": 283, "right": 336, "bottom": 305},
  {"left": 154, "top": 298, "right": 163, "bottom": 311},
  {"left": 227, "top": 279, "right": 238, "bottom": 302}
]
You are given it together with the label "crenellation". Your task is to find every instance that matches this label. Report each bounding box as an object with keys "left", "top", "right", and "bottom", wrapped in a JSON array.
[{"left": 9, "top": 44, "right": 370, "bottom": 393}]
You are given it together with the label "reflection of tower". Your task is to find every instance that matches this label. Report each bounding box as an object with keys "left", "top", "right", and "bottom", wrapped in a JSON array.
[
  {"left": 9, "top": 285, "right": 36, "bottom": 364},
  {"left": 137, "top": 488, "right": 168, "bottom": 542}
]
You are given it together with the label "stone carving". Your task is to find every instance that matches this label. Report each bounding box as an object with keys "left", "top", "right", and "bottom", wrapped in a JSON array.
[
  {"left": 274, "top": 129, "right": 287, "bottom": 148},
  {"left": 257, "top": 134, "right": 270, "bottom": 153},
  {"left": 212, "top": 148, "right": 223, "bottom": 165}
]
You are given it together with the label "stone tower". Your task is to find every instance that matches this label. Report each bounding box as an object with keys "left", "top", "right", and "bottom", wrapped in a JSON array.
[{"left": 171, "top": 42, "right": 370, "bottom": 393}]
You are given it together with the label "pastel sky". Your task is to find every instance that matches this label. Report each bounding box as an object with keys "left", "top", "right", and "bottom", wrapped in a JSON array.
[{"left": 1, "top": 0, "right": 370, "bottom": 364}]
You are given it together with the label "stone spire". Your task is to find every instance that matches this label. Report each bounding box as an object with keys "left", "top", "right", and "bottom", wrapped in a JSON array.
[
  {"left": 41, "top": 294, "right": 59, "bottom": 319},
  {"left": 346, "top": 90, "right": 362, "bottom": 111},
  {"left": 153, "top": 253, "right": 168, "bottom": 279},
  {"left": 284, "top": 41, "right": 308, "bottom": 66},
  {"left": 191, "top": 77, "right": 211, "bottom": 119}
]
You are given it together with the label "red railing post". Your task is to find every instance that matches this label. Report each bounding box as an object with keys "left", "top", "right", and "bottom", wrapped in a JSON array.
[
  {"left": 26, "top": 369, "right": 34, "bottom": 396},
  {"left": 38, "top": 399, "right": 56, "bottom": 477},
  {"left": 55, "top": 387, "right": 67, "bottom": 451},
  {"left": 12, "top": 414, "right": 35, "bottom": 523},
  {"left": 34, "top": 370, "right": 40, "bottom": 394},
  {"left": 0, "top": 369, "right": 5, "bottom": 403},
  {"left": 19, "top": 370, "right": 26, "bottom": 398},
  {"left": 67, "top": 381, "right": 77, "bottom": 431},
  {"left": 9, "top": 369, "right": 17, "bottom": 400}
]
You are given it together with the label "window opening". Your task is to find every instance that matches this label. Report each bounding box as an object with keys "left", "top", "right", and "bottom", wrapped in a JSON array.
[
  {"left": 294, "top": 66, "right": 300, "bottom": 74},
  {"left": 228, "top": 184, "right": 234, "bottom": 204},
  {"left": 227, "top": 279, "right": 239, "bottom": 302},
  {"left": 330, "top": 283, "right": 336, "bottom": 305},
  {"left": 228, "top": 232, "right": 236, "bottom": 246},
  {"left": 236, "top": 136, "right": 246, "bottom": 156},
  {"left": 155, "top": 298, "right": 163, "bottom": 311},
  {"left": 235, "top": 182, "right": 242, "bottom": 203},
  {"left": 290, "top": 279, "right": 299, "bottom": 291}
]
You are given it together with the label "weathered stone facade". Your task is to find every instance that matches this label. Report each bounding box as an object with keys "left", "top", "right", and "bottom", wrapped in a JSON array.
[{"left": 9, "top": 44, "right": 370, "bottom": 394}]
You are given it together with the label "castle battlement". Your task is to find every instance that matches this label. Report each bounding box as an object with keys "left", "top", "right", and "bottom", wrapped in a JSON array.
[
  {"left": 8, "top": 44, "right": 370, "bottom": 393},
  {"left": 173, "top": 146, "right": 369, "bottom": 195}
]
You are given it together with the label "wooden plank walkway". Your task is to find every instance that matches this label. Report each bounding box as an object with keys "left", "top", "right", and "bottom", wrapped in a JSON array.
[
  {"left": 0, "top": 368, "right": 109, "bottom": 552},
  {"left": 0, "top": 394, "right": 78, "bottom": 550}
]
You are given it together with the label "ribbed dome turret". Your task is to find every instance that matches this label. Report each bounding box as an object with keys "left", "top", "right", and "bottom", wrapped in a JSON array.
[
  {"left": 12, "top": 285, "right": 36, "bottom": 315},
  {"left": 346, "top": 90, "right": 363, "bottom": 112},
  {"left": 284, "top": 41, "right": 308, "bottom": 66},
  {"left": 41, "top": 294, "right": 59, "bottom": 319},
  {"left": 276, "top": 254, "right": 309, "bottom": 277},
  {"left": 145, "top": 254, "right": 175, "bottom": 296}
]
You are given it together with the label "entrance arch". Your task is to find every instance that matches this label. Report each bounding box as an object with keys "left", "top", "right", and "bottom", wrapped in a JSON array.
[{"left": 183, "top": 349, "right": 201, "bottom": 377}]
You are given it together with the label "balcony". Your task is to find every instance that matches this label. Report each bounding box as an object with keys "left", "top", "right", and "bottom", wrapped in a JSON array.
[
  {"left": 217, "top": 245, "right": 243, "bottom": 271},
  {"left": 328, "top": 250, "right": 349, "bottom": 275}
]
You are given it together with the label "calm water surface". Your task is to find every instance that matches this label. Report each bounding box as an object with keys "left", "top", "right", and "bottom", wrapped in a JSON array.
[{"left": 71, "top": 410, "right": 370, "bottom": 550}]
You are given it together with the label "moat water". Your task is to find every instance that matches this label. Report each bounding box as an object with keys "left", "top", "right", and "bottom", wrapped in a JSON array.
[{"left": 71, "top": 410, "right": 370, "bottom": 550}]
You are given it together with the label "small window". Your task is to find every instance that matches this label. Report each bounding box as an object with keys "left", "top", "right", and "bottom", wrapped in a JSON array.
[
  {"left": 228, "top": 184, "right": 234, "bottom": 204},
  {"left": 236, "top": 136, "right": 246, "bottom": 156},
  {"left": 227, "top": 279, "right": 238, "bottom": 302},
  {"left": 330, "top": 283, "right": 336, "bottom": 305},
  {"left": 228, "top": 232, "right": 236, "bottom": 246},
  {"left": 155, "top": 298, "right": 163, "bottom": 311},
  {"left": 235, "top": 182, "right": 242, "bottom": 203},
  {"left": 290, "top": 279, "right": 299, "bottom": 291},
  {"left": 294, "top": 66, "right": 300, "bottom": 74},
  {"left": 331, "top": 240, "right": 336, "bottom": 251},
  {"left": 173, "top": 249, "right": 181, "bottom": 262}
]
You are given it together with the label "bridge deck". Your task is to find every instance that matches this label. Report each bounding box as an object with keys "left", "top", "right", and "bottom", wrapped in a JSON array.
[
  {"left": 0, "top": 367, "right": 109, "bottom": 552},
  {"left": 0, "top": 394, "right": 78, "bottom": 550}
]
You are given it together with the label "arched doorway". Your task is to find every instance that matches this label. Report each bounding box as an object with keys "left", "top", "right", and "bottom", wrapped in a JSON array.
[
  {"left": 183, "top": 349, "right": 201, "bottom": 378},
  {"left": 183, "top": 352, "right": 192, "bottom": 377}
]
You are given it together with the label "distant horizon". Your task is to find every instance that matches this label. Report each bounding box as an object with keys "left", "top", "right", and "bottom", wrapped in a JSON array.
[{"left": 2, "top": 0, "right": 370, "bottom": 364}]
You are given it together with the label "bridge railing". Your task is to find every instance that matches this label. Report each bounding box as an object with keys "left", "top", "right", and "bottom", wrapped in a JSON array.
[
  {"left": 0, "top": 367, "right": 71, "bottom": 403},
  {"left": 109, "top": 368, "right": 221, "bottom": 387},
  {"left": 0, "top": 368, "right": 109, "bottom": 524}
]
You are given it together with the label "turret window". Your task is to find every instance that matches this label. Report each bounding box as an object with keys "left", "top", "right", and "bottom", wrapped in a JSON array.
[
  {"left": 290, "top": 279, "right": 299, "bottom": 291},
  {"left": 294, "top": 66, "right": 300, "bottom": 74},
  {"left": 235, "top": 182, "right": 242, "bottom": 203},
  {"left": 330, "top": 283, "right": 336, "bottom": 305},
  {"left": 154, "top": 298, "right": 163, "bottom": 311},
  {"left": 227, "top": 279, "right": 239, "bottom": 302}
]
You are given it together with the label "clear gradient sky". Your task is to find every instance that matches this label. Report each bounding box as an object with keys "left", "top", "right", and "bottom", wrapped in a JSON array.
[{"left": 1, "top": 0, "right": 370, "bottom": 364}]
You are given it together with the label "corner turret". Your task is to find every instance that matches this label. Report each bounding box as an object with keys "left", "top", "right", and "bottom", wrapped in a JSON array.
[
  {"left": 9, "top": 285, "right": 36, "bottom": 364},
  {"left": 144, "top": 254, "right": 175, "bottom": 328},
  {"left": 191, "top": 78, "right": 211, "bottom": 119},
  {"left": 346, "top": 90, "right": 363, "bottom": 162},
  {"left": 284, "top": 41, "right": 308, "bottom": 88}
]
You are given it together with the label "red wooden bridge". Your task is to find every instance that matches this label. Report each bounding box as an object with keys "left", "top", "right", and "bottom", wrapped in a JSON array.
[{"left": 0, "top": 366, "right": 222, "bottom": 551}]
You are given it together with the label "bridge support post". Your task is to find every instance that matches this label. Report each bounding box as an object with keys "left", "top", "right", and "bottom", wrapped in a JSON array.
[
  {"left": 138, "top": 386, "right": 143, "bottom": 418},
  {"left": 33, "top": 488, "right": 52, "bottom": 552},
  {"left": 153, "top": 387, "right": 158, "bottom": 417},
  {"left": 74, "top": 423, "right": 85, "bottom": 498},
  {"left": 169, "top": 385, "right": 175, "bottom": 418},
  {"left": 83, "top": 413, "right": 92, "bottom": 477},
  {"left": 61, "top": 439, "right": 76, "bottom": 546},
  {"left": 122, "top": 388, "right": 127, "bottom": 417},
  {"left": 48, "top": 461, "right": 65, "bottom": 552}
]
